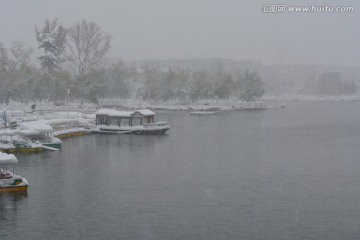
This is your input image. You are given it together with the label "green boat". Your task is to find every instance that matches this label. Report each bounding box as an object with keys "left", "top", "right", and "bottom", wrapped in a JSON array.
[{"left": 19, "top": 123, "right": 62, "bottom": 151}]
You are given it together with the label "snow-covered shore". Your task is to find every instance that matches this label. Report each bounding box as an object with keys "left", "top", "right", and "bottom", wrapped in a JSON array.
[
  {"left": 0, "top": 95, "right": 359, "bottom": 141},
  {"left": 1, "top": 94, "right": 359, "bottom": 120},
  {"left": 263, "top": 94, "right": 360, "bottom": 102}
]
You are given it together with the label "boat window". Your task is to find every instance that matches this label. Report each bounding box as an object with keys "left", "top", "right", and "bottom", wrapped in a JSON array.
[
  {"left": 109, "top": 117, "right": 118, "bottom": 126},
  {"left": 132, "top": 117, "right": 142, "bottom": 126},
  {"left": 96, "top": 115, "right": 107, "bottom": 125},
  {"left": 120, "top": 118, "right": 130, "bottom": 126}
]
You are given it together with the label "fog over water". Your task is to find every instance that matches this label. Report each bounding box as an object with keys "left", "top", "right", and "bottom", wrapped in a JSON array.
[{"left": 1, "top": 0, "right": 359, "bottom": 65}]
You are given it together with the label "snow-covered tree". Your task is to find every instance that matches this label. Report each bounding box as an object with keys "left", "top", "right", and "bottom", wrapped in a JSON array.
[
  {"left": 107, "top": 62, "right": 131, "bottom": 99},
  {"left": 0, "top": 42, "right": 35, "bottom": 104},
  {"left": 142, "top": 68, "right": 162, "bottom": 101},
  {"left": 35, "top": 19, "right": 66, "bottom": 72},
  {"left": 214, "top": 73, "right": 233, "bottom": 101},
  {"left": 10, "top": 41, "right": 33, "bottom": 70},
  {"left": 237, "top": 70, "right": 265, "bottom": 102},
  {"left": 188, "top": 71, "right": 212, "bottom": 102}
]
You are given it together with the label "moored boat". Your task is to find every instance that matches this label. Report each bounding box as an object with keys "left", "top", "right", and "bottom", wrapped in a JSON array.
[
  {"left": 20, "top": 121, "right": 62, "bottom": 150},
  {"left": 0, "top": 129, "right": 44, "bottom": 153},
  {"left": 0, "top": 142, "right": 16, "bottom": 153},
  {"left": 190, "top": 111, "right": 219, "bottom": 116},
  {"left": 0, "top": 130, "right": 17, "bottom": 153},
  {"left": 93, "top": 109, "right": 170, "bottom": 135},
  {"left": 0, "top": 152, "right": 28, "bottom": 192},
  {"left": 12, "top": 138, "right": 44, "bottom": 153}
]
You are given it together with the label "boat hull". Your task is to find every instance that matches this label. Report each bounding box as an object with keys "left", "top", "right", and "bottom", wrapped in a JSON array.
[
  {"left": 0, "top": 148, "right": 17, "bottom": 153},
  {"left": 19, "top": 147, "right": 44, "bottom": 153},
  {"left": 126, "top": 128, "right": 169, "bottom": 135},
  {"left": 98, "top": 127, "right": 170, "bottom": 135},
  {"left": 0, "top": 185, "right": 28, "bottom": 192},
  {"left": 0, "top": 177, "right": 29, "bottom": 192},
  {"left": 56, "top": 131, "right": 86, "bottom": 139},
  {"left": 42, "top": 142, "right": 62, "bottom": 150}
]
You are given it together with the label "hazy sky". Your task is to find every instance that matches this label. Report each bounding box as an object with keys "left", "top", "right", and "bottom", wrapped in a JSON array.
[{"left": 0, "top": 0, "right": 359, "bottom": 65}]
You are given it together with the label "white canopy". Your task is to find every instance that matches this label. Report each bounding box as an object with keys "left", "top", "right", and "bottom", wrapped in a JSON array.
[
  {"left": 19, "top": 129, "right": 40, "bottom": 136},
  {"left": 0, "top": 129, "right": 21, "bottom": 136},
  {"left": 20, "top": 121, "right": 53, "bottom": 133},
  {"left": 0, "top": 152, "right": 18, "bottom": 164}
]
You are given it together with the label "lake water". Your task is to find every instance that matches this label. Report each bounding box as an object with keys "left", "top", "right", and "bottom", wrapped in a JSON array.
[{"left": 1, "top": 101, "right": 360, "bottom": 240}]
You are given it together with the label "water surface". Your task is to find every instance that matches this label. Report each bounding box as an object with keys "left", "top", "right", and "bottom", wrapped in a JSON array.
[{"left": 1, "top": 101, "right": 360, "bottom": 239}]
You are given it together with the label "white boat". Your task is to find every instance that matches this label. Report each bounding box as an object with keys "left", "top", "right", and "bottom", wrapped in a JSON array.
[
  {"left": 0, "top": 152, "right": 28, "bottom": 192},
  {"left": 190, "top": 111, "right": 219, "bottom": 116},
  {"left": 20, "top": 121, "right": 62, "bottom": 150},
  {"left": 0, "top": 142, "right": 16, "bottom": 152},
  {"left": 0, "top": 129, "right": 46, "bottom": 153},
  {"left": 0, "top": 130, "right": 17, "bottom": 153},
  {"left": 93, "top": 109, "right": 170, "bottom": 135}
]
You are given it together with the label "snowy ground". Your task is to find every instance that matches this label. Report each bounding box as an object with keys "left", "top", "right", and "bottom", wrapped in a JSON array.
[
  {"left": 263, "top": 93, "right": 360, "bottom": 102},
  {"left": 100, "top": 98, "right": 271, "bottom": 111}
]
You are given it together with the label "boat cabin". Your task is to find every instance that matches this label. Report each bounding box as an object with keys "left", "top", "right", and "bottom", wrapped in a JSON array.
[
  {"left": 20, "top": 122, "right": 54, "bottom": 142},
  {"left": 0, "top": 152, "right": 29, "bottom": 191},
  {"left": 95, "top": 109, "right": 155, "bottom": 127},
  {"left": 0, "top": 152, "right": 17, "bottom": 179}
]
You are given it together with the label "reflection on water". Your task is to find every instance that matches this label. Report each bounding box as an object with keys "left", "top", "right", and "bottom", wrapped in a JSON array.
[
  {"left": 0, "top": 191, "right": 28, "bottom": 220},
  {"left": 95, "top": 134, "right": 169, "bottom": 152},
  {"left": 128, "top": 135, "right": 169, "bottom": 152}
]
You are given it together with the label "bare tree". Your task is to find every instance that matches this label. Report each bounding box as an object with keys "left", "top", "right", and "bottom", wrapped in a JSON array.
[
  {"left": 10, "top": 41, "right": 33, "bottom": 71},
  {"left": 0, "top": 42, "right": 35, "bottom": 104},
  {"left": 64, "top": 19, "right": 110, "bottom": 103},
  {"left": 65, "top": 19, "right": 111, "bottom": 77}
]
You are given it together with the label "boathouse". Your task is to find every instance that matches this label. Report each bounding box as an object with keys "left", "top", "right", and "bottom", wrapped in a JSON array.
[{"left": 95, "top": 109, "right": 155, "bottom": 127}]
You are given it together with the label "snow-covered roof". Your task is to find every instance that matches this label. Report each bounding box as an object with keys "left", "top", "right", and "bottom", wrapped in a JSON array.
[
  {"left": 95, "top": 109, "right": 155, "bottom": 117},
  {"left": 96, "top": 109, "right": 133, "bottom": 117},
  {"left": 0, "top": 152, "right": 17, "bottom": 164},
  {"left": 135, "top": 109, "right": 155, "bottom": 116},
  {"left": 20, "top": 121, "right": 53, "bottom": 132},
  {"left": 19, "top": 129, "right": 40, "bottom": 136},
  {"left": 0, "top": 129, "right": 21, "bottom": 136}
]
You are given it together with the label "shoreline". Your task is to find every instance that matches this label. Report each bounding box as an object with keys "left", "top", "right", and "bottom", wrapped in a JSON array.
[{"left": 1, "top": 94, "right": 360, "bottom": 115}]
